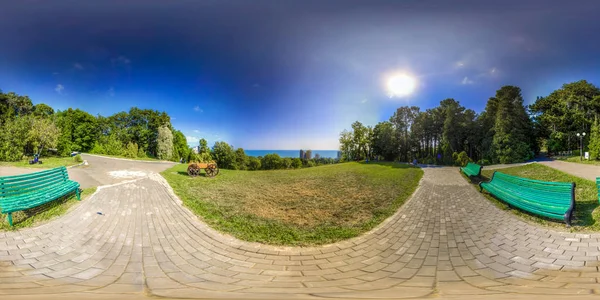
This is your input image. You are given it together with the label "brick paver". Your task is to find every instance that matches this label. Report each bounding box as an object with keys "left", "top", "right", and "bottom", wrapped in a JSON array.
[{"left": 1, "top": 159, "right": 600, "bottom": 299}]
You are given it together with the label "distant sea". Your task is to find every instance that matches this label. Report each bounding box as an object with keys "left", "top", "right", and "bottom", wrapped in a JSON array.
[{"left": 244, "top": 150, "right": 339, "bottom": 159}]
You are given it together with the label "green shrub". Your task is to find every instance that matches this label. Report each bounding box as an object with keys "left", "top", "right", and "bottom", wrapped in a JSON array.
[
  {"left": 123, "top": 142, "right": 138, "bottom": 158},
  {"left": 74, "top": 154, "right": 83, "bottom": 163},
  {"left": 451, "top": 152, "right": 459, "bottom": 166},
  {"left": 572, "top": 149, "right": 580, "bottom": 157},
  {"left": 248, "top": 157, "right": 261, "bottom": 170},
  {"left": 292, "top": 158, "right": 303, "bottom": 168},
  {"left": 477, "top": 159, "right": 491, "bottom": 166},
  {"left": 456, "top": 151, "right": 469, "bottom": 167},
  {"left": 137, "top": 147, "right": 147, "bottom": 158},
  {"left": 282, "top": 157, "right": 293, "bottom": 169}
]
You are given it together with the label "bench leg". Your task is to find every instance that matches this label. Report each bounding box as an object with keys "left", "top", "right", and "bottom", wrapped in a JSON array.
[
  {"left": 76, "top": 188, "right": 81, "bottom": 201},
  {"left": 7, "top": 213, "right": 12, "bottom": 227}
]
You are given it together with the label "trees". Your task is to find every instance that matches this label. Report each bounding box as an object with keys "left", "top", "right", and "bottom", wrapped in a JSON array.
[
  {"left": 172, "top": 130, "right": 190, "bottom": 161},
  {"left": 33, "top": 103, "right": 54, "bottom": 117},
  {"left": 0, "top": 117, "right": 30, "bottom": 161},
  {"left": 588, "top": 117, "right": 600, "bottom": 160},
  {"left": 491, "top": 86, "right": 534, "bottom": 163},
  {"left": 197, "top": 138, "right": 213, "bottom": 162},
  {"left": 530, "top": 80, "right": 600, "bottom": 154},
  {"left": 156, "top": 125, "right": 173, "bottom": 160},
  {"left": 339, "top": 86, "right": 536, "bottom": 164},
  {"left": 262, "top": 153, "right": 282, "bottom": 169},
  {"left": 372, "top": 121, "right": 397, "bottom": 160},
  {"left": 212, "top": 141, "right": 236, "bottom": 168},
  {"left": 248, "top": 156, "right": 261, "bottom": 170},
  {"left": 27, "top": 117, "right": 60, "bottom": 155},
  {"left": 235, "top": 148, "right": 248, "bottom": 170}
]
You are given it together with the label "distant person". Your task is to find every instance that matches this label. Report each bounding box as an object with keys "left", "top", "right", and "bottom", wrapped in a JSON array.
[{"left": 413, "top": 158, "right": 417, "bottom": 165}]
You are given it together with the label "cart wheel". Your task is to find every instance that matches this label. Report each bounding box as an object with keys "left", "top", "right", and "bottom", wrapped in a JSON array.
[
  {"left": 187, "top": 163, "right": 200, "bottom": 177},
  {"left": 205, "top": 164, "right": 219, "bottom": 177}
]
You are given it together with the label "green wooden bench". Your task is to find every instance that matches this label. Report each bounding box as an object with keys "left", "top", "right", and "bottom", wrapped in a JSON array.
[
  {"left": 479, "top": 171, "right": 575, "bottom": 225},
  {"left": 0, "top": 166, "right": 80, "bottom": 226},
  {"left": 460, "top": 162, "right": 482, "bottom": 177}
]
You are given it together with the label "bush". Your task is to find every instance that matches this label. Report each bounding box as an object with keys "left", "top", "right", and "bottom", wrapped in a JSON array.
[
  {"left": 456, "top": 151, "right": 469, "bottom": 167},
  {"left": 90, "top": 142, "right": 105, "bottom": 154},
  {"left": 292, "top": 158, "right": 303, "bottom": 168},
  {"left": 282, "top": 157, "right": 293, "bottom": 169},
  {"left": 123, "top": 142, "right": 138, "bottom": 158},
  {"left": 572, "top": 149, "right": 580, "bottom": 157},
  {"left": 477, "top": 159, "right": 491, "bottom": 166},
  {"left": 248, "top": 157, "right": 261, "bottom": 170},
  {"left": 74, "top": 154, "right": 83, "bottom": 163},
  {"left": 137, "top": 147, "right": 147, "bottom": 158}
]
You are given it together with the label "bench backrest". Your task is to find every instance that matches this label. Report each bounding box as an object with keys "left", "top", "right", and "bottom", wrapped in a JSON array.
[
  {"left": 465, "top": 162, "right": 481, "bottom": 170},
  {"left": 490, "top": 171, "right": 574, "bottom": 203},
  {"left": 0, "top": 167, "right": 70, "bottom": 199}
]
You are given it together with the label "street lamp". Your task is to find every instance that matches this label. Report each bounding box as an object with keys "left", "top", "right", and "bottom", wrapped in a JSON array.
[{"left": 577, "top": 132, "right": 586, "bottom": 161}]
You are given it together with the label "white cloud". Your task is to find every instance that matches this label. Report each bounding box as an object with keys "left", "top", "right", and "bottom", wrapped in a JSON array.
[
  {"left": 55, "top": 84, "right": 64, "bottom": 94},
  {"left": 74, "top": 63, "right": 84, "bottom": 70},
  {"left": 360, "top": 99, "right": 368, "bottom": 104},
  {"left": 107, "top": 87, "right": 115, "bottom": 97},
  {"left": 461, "top": 77, "right": 474, "bottom": 85},
  {"left": 193, "top": 130, "right": 200, "bottom": 133},
  {"left": 193, "top": 106, "right": 203, "bottom": 112},
  {"left": 186, "top": 136, "right": 199, "bottom": 143},
  {"left": 111, "top": 55, "right": 131, "bottom": 68}
]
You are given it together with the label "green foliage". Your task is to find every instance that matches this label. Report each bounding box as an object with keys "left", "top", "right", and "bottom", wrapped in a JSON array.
[
  {"left": 292, "top": 158, "right": 303, "bottom": 168},
  {"left": 172, "top": 130, "right": 190, "bottom": 161},
  {"left": 212, "top": 141, "right": 236, "bottom": 168},
  {"left": 99, "top": 133, "right": 124, "bottom": 156},
  {"left": 74, "top": 154, "right": 83, "bottom": 163},
  {"left": 531, "top": 80, "right": 600, "bottom": 154},
  {"left": 156, "top": 125, "right": 173, "bottom": 160},
  {"left": 123, "top": 142, "right": 139, "bottom": 158},
  {"left": 137, "top": 147, "right": 147, "bottom": 158},
  {"left": 247, "top": 156, "right": 261, "bottom": 170},
  {"left": 235, "top": 148, "right": 248, "bottom": 170},
  {"left": 261, "top": 153, "right": 282, "bottom": 170},
  {"left": 27, "top": 117, "right": 60, "bottom": 155},
  {"left": 588, "top": 118, "right": 600, "bottom": 160},
  {"left": 32, "top": 103, "right": 54, "bottom": 117},
  {"left": 456, "top": 151, "right": 469, "bottom": 167},
  {"left": 0, "top": 116, "right": 30, "bottom": 161},
  {"left": 372, "top": 121, "right": 397, "bottom": 160},
  {"left": 282, "top": 157, "right": 293, "bottom": 169}
]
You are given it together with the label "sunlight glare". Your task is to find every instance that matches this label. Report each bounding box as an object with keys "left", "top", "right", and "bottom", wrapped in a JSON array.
[{"left": 386, "top": 73, "right": 416, "bottom": 98}]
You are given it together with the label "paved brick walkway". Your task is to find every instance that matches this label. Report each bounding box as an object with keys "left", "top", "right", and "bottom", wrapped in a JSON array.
[{"left": 1, "top": 166, "right": 599, "bottom": 299}]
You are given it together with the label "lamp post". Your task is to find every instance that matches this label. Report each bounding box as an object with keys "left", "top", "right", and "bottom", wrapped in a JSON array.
[{"left": 577, "top": 132, "right": 586, "bottom": 161}]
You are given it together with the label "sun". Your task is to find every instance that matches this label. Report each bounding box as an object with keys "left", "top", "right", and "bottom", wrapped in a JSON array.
[{"left": 386, "top": 73, "right": 416, "bottom": 98}]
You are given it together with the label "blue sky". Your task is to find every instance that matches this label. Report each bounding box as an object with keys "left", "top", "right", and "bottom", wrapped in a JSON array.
[{"left": 2, "top": 0, "right": 600, "bottom": 149}]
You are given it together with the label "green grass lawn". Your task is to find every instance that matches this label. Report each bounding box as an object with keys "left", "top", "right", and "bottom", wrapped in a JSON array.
[
  {"left": 0, "top": 156, "right": 82, "bottom": 169},
  {"left": 473, "top": 163, "right": 600, "bottom": 231},
  {"left": 0, "top": 187, "right": 97, "bottom": 230},
  {"left": 161, "top": 162, "right": 423, "bottom": 246}
]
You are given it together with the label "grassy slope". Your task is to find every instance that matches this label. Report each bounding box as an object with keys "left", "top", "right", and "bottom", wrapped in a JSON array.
[
  {"left": 0, "top": 187, "right": 97, "bottom": 230},
  {"left": 161, "top": 162, "right": 423, "bottom": 246},
  {"left": 0, "top": 156, "right": 81, "bottom": 169},
  {"left": 476, "top": 163, "right": 600, "bottom": 230}
]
